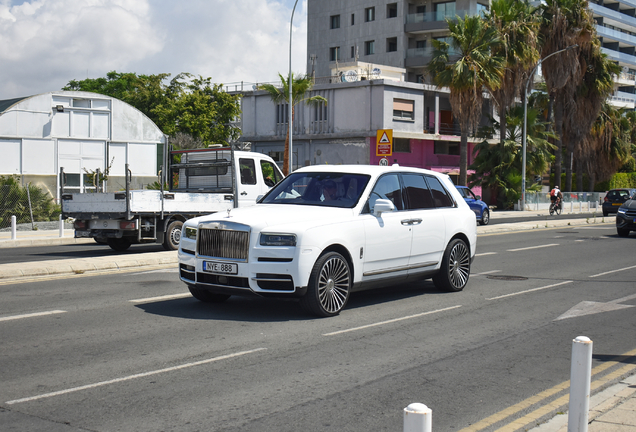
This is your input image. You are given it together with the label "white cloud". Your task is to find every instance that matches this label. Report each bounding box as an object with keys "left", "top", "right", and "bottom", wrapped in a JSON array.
[{"left": 0, "top": 0, "right": 307, "bottom": 98}]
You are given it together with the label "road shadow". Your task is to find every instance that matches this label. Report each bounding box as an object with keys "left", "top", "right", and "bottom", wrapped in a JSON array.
[
  {"left": 134, "top": 279, "right": 446, "bottom": 322},
  {"left": 593, "top": 354, "right": 636, "bottom": 364}
]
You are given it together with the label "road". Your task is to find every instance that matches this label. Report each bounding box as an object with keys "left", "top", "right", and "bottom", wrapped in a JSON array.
[
  {"left": 1, "top": 225, "right": 635, "bottom": 431},
  {"left": 0, "top": 212, "right": 611, "bottom": 265}
]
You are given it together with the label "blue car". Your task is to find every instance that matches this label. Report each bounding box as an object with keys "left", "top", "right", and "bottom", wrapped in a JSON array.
[{"left": 456, "top": 186, "right": 490, "bottom": 225}]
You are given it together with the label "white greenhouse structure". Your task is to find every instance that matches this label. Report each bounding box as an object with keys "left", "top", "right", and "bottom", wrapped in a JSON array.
[{"left": 0, "top": 91, "right": 166, "bottom": 201}]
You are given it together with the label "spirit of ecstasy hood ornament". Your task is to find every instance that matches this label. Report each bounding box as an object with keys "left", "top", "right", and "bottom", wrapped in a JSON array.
[{"left": 226, "top": 208, "right": 231, "bottom": 218}]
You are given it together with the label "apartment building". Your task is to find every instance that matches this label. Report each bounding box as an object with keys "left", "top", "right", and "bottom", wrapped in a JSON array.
[
  {"left": 591, "top": 0, "right": 636, "bottom": 109},
  {"left": 307, "top": 0, "right": 488, "bottom": 84}
]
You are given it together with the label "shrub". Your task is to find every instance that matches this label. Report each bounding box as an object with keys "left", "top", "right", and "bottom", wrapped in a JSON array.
[{"left": 0, "top": 175, "right": 61, "bottom": 229}]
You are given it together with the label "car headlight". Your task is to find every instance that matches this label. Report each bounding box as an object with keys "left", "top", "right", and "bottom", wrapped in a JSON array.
[
  {"left": 184, "top": 227, "right": 197, "bottom": 240},
  {"left": 617, "top": 208, "right": 627, "bottom": 214},
  {"left": 260, "top": 233, "right": 297, "bottom": 246}
]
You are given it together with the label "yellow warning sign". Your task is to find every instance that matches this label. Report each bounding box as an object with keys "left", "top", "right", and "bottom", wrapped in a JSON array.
[{"left": 376, "top": 129, "right": 393, "bottom": 156}]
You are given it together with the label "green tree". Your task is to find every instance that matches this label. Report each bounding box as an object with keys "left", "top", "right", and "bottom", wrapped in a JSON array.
[
  {"left": 539, "top": 0, "right": 596, "bottom": 190},
  {"left": 428, "top": 15, "right": 505, "bottom": 185},
  {"left": 258, "top": 73, "right": 327, "bottom": 175},
  {"left": 485, "top": 0, "right": 540, "bottom": 145},
  {"left": 63, "top": 71, "right": 242, "bottom": 146}
]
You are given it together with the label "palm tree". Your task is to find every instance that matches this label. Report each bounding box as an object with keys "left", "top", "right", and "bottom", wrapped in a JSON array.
[
  {"left": 428, "top": 15, "right": 505, "bottom": 185},
  {"left": 485, "top": 0, "right": 540, "bottom": 144},
  {"left": 562, "top": 43, "right": 619, "bottom": 190},
  {"left": 539, "top": 0, "right": 596, "bottom": 190},
  {"left": 259, "top": 73, "right": 327, "bottom": 175}
]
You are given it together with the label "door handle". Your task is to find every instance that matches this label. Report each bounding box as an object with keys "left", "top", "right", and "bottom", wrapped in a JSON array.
[
  {"left": 410, "top": 219, "right": 422, "bottom": 225},
  {"left": 401, "top": 219, "right": 412, "bottom": 225},
  {"left": 241, "top": 191, "right": 248, "bottom": 196}
]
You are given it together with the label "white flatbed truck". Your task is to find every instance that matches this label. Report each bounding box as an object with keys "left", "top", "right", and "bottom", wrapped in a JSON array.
[{"left": 61, "top": 146, "right": 284, "bottom": 251}]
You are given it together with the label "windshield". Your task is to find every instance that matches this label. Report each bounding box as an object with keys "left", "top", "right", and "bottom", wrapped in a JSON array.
[{"left": 260, "top": 172, "right": 371, "bottom": 208}]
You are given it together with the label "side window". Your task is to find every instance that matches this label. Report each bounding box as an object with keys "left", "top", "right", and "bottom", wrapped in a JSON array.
[
  {"left": 366, "top": 173, "right": 403, "bottom": 213},
  {"left": 402, "top": 174, "right": 435, "bottom": 209},
  {"left": 425, "top": 176, "right": 454, "bottom": 208},
  {"left": 239, "top": 158, "right": 257, "bottom": 185},
  {"left": 260, "top": 160, "right": 283, "bottom": 187}
]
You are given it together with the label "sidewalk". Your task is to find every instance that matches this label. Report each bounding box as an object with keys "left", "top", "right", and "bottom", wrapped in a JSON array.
[{"left": 531, "top": 373, "right": 636, "bottom": 432}]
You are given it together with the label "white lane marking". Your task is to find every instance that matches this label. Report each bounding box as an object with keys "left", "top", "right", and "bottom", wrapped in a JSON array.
[
  {"left": 323, "top": 305, "right": 462, "bottom": 336},
  {"left": 575, "top": 240, "right": 585, "bottom": 242},
  {"left": 473, "top": 270, "right": 501, "bottom": 276},
  {"left": 589, "top": 264, "right": 636, "bottom": 278},
  {"left": 0, "top": 310, "right": 66, "bottom": 322},
  {"left": 6, "top": 348, "right": 267, "bottom": 405},
  {"left": 486, "top": 281, "right": 573, "bottom": 301},
  {"left": 476, "top": 252, "right": 498, "bottom": 257},
  {"left": 554, "top": 236, "right": 564, "bottom": 238},
  {"left": 132, "top": 268, "right": 179, "bottom": 275},
  {"left": 507, "top": 243, "right": 559, "bottom": 252},
  {"left": 129, "top": 293, "right": 191, "bottom": 304}
]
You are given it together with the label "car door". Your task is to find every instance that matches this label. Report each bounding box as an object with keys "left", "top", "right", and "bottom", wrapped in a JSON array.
[
  {"left": 237, "top": 158, "right": 260, "bottom": 207},
  {"left": 361, "top": 173, "right": 413, "bottom": 280},
  {"left": 402, "top": 173, "right": 446, "bottom": 273}
]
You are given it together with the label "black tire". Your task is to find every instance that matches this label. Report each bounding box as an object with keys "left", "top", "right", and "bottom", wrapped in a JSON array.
[
  {"left": 549, "top": 204, "right": 555, "bottom": 216},
  {"left": 617, "top": 228, "right": 630, "bottom": 238},
  {"left": 163, "top": 220, "right": 183, "bottom": 251},
  {"left": 95, "top": 237, "right": 108, "bottom": 245},
  {"left": 107, "top": 238, "right": 131, "bottom": 251},
  {"left": 479, "top": 209, "right": 490, "bottom": 226},
  {"left": 188, "top": 286, "right": 231, "bottom": 303},
  {"left": 603, "top": 210, "right": 608, "bottom": 217},
  {"left": 432, "top": 238, "right": 471, "bottom": 292},
  {"left": 300, "top": 251, "right": 351, "bottom": 317},
  {"left": 555, "top": 204, "right": 561, "bottom": 215}
]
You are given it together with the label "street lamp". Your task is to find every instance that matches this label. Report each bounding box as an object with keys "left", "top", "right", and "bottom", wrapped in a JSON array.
[
  {"left": 521, "top": 44, "right": 578, "bottom": 211},
  {"left": 288, "top": 0, "right": 299, "bottom": 175}
]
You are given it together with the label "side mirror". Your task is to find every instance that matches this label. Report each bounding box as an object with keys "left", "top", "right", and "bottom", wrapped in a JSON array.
[
  {"left": 373, "top": 199, "right": 395, "bottom": 216},
  {"left": 475, "top": 195, "right": 481, "bottom": 200}
]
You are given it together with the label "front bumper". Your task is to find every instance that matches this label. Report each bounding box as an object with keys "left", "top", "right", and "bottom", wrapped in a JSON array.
[{"left": 616, "top": 212, "right": 636, "bottom": 231}]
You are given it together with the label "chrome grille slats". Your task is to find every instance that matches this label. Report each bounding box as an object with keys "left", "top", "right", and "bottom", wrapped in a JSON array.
[{"left": 198, "top": 228, "right": 249, "bottom": 260}]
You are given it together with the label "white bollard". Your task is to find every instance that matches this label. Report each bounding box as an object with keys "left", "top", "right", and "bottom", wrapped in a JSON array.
[
  {"left": 404, "top": 403, "right": 432, "bottom": 432},
  {"left": 11, "top": 215, "right": 17, "bottom": 240},
  {"left": 579, "top": 202, "right": 582, "bottom": 213},
  {"left": 568, "top": 336, "right": 593, "bottom": 432},
  {"left": 59, "top": 214, "right": 64, "bottom": 237},
  {"left": 570, "top": 202, "right": 574, "bottom": 213}
]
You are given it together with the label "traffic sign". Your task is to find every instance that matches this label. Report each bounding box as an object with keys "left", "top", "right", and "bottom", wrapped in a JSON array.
[
  {"left": 376, "top": 129, "right": 393, "bottom": 156},
  {"left": 379, "top": 157, "right": 389, "bottom": 166}
]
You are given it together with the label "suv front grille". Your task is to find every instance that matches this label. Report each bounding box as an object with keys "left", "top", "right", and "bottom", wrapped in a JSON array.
[{"left": 198, "top": 228, "right": 249, "bottom": 260}]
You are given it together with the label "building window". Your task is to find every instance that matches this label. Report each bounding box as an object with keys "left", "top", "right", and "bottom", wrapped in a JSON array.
[
  {"left": 351, "top": 13, "right": 355, "bottom": 25},
  {"left": 276, "top": 103, "right": 289, "bottom": 124},
  {"left": 387, "top": 37, "right": 398, "bottom": 52},
  {"left": 330, "top": 46, "right": 341, "bottom": 61},
  {"left": 365, "top": 7, "right": 375, "bottom": 22},
  {"left": 393, "top": 99, "right": 414, "bottom": 120},
  {"left": 416, "top": 5, "right": 426, "bottom": 14},
  {"left": 365, "top": 40, "right": 375, "bottom": 55},
  {"left": 416, "top": 40, "right": 426, "bottom": 49},
  {"left": 476, "top": 3, "right": 488, "bottom": 15},
  {"left": 314, "top": 102, "right": 328, "bottom": 121},
  {"left": 394, "top": 138, "right": 411, "bottom": 153},
  {"left": 434, "top": 2, "right": 456, "bottom": 20},
  {"left": 351, "top": 46, "right": 356, "bottom": 58},
  {"left": 387, "top": 3, "right": 398, "bottom": 18},
  {"left": 434, "top": 141, "right": 460, "bottom": 155},
  {"left": 330, "top": 14, "right": 340, "bottom": 29}
]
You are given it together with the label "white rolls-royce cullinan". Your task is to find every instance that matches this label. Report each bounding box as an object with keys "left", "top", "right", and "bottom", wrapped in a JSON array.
[{"left": 178, "top": 165, "right": 477, "bottom": 317}]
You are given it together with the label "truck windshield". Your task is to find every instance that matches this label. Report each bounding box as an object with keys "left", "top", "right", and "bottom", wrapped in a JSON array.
[{"left": 260, "top": 172, "right": 371, "bottom": 208}]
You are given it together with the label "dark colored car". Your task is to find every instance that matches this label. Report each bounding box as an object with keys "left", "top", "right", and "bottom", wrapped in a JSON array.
[
  {"left": 602, "top": 188, "right": 636, "bottom": 216},
  {"left": 456, "top": 186, "right": 489, "bottom": 225},
  {"left": 616, "top": 199, "right": 636, "bottom": 237}
]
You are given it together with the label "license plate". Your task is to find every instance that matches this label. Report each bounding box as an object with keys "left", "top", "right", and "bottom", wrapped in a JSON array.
[
  {"left": 203, "top": 261, "right": 238, "bottom": 275},
  {"left": 613, "top": 203, "right": 622, "bottom": 206},
  {"left": 75, "top": 231, "right": 90, "bottom": 238}
]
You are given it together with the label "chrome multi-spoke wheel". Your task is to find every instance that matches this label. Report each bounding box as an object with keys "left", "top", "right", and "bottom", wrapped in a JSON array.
[
  {"left": 433, "top": 239, "right": 471, "bottom": 292},
  {"left": 480, "top": 209, "right": 490, "bottom": 225},
  {"left": 301, "top": 252, "right": 351, "bottom": 317}
]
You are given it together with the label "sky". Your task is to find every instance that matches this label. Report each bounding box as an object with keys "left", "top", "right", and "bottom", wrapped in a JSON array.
[{"left": 0, "top": 0, "right": 307, "bottom": 99}]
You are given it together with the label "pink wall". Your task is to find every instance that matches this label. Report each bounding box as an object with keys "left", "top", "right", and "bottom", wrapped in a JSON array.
[{"left": 369, "top": 137, "right": 481, "bottom": 196}]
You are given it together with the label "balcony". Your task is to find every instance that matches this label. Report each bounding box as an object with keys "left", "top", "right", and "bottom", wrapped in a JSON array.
[
  {"left": 596, "top": 25, "right": 636, "bottom": 47},
  {"left": 590, "top": 3, "right": 636, "bottom": 29},
  {"left": 601, "top": 47, "right": 636, "bottom": 67},
  {"left": 609, "top": 90, "right": 636, "bottom": 108},
  {"left": 405, "top": 47, "right": 460, "bottom": 68},
  {"left": 405, "top": 9, "right": 473, "bottom": 33}
]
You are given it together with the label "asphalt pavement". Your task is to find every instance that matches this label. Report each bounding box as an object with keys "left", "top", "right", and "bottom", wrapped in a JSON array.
[{"left": 1, "top": 209, "right": 634, "bottom": 432}]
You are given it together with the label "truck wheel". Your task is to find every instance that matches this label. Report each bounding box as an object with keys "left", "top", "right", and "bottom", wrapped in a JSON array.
[
  {"left": 95, "top": 237, "right": 107, "bottom": 245},
  {"left": 188, "top": 286, "right": 230, "bottom": 303},
  {"left": 163, "top": 220, "right": 183, "bottom": 251},
  {"left": 107, "top": 238, "right": 131, "bottom": 251}
]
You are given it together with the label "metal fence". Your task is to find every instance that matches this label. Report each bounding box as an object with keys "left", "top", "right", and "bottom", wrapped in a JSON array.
[
  {"left": 0, "top": 184, "right": 61, "bottom": 230},
  {"left": 521, "top": 191, "right": 604, "bottom": 212}
]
